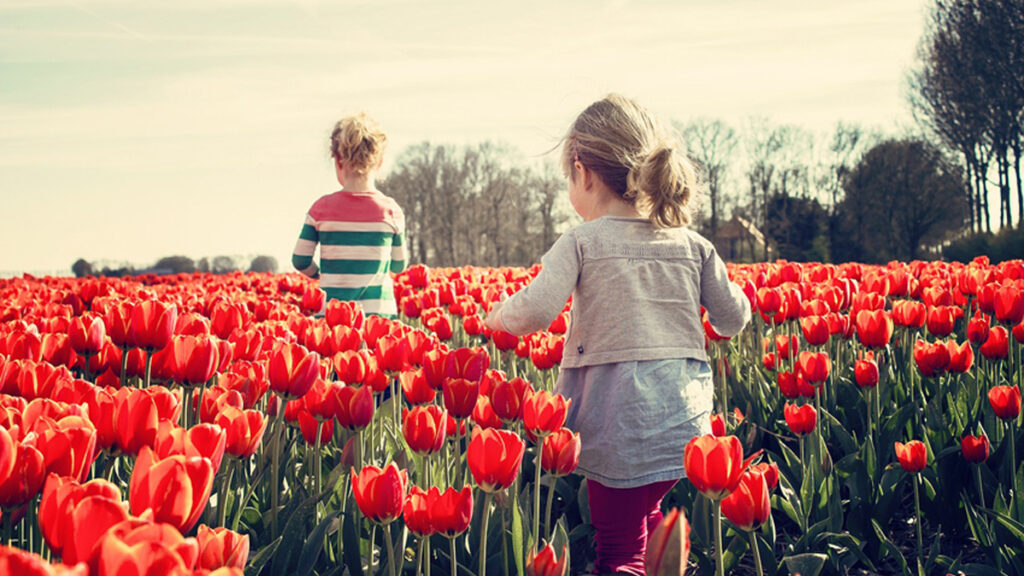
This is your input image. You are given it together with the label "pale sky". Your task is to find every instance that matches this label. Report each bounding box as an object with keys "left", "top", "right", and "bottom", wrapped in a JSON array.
[{"left": 0, "top": 0, "right": 929, "bottom": 276}]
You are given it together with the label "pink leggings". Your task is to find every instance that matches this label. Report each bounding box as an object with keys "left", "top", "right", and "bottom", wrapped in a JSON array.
[{"left": 587, "top": 478, "right": 678, "bottom": 575}]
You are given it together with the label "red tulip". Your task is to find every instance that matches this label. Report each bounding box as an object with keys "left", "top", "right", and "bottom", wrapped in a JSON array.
[
  {"left": 34, "top": 415, "right": 98, "bottom": 482},
  {"left": 210, "top": 301, "right": 247, "bottom": 340},
  {"left": 854, "top": 352, "right": 879, "bottom": 388},
  {"left": 351, "top": 463, "right": 408, "bottom": 525},
  {"left": 492, "top": 330, "right": 519, "bottom": 352},
  {"left": 69, "top": 314, "right": 107, "bottom": 356},
  {"left": 154, "top": 422, "right": 227, "bottom": 473},
  {"left": 214, "top": 407, "right": 267, "bottom": 459},
  {"left": 683, "top": 435, "right": 752, "bottom": 500},
  {"left": 471, "top": 395, "right": 504, "bottom": 430},
  {"left": 116, "top": 387, "right": 181, "bottom": 455},
  {"left": 0, "top": 435, "right": 46, "bottom": 508},
  {"left": 267, "top": 342, "right": 320, "bottom": 400},
  {"left": 94, "top": 527, "right": 192, "bottom": 576},
  {"left": 979, "top": 326, "right": 1009, "bottom": 360},
  {"left": 39, "top": 474, "right": 128, "bottom": 564},
  {"left": 489, "top": 377, "right": 533, "bottom": 424},
  {"left": 196, "top": 525, "right": 249, "bottom": 571},
  {"left": 332, "top": 350, "right": 368, "bottom": 385},
  {"left": 710, "top": 413, "right": 726, "bottom": 437},
  {"left": 541, "top": 428, "right": 581, "bottom": 477},
  {"left": 173, "top": 335, "right": 219, "bottom": 386},
  {"left": 913, "top": 340, "right": 950, "bottom": 378},
  {"left": 526, "top": 542, "right": 568, "bottom": 576},
  {"left": 403, "top": 405, "right": 447, "bottom": 456},
  {"left": 300, "top": 286, "right": 326, "bottom": 316},
  {"left": 891, "top": 300, "right": 926, "bottom": 329},
  {"left": 894, "top": 440, "right": 927, "bottom": 473},
  {"left": 855, "top": 309, "right": 893, "bottom": 348},
  {"left": 444, "top": 346, "right": 490, "bottom": 381},
  {"left": 784, "top": 402, "right": 817, "bottom": 437},
  {"left": 721, "top": 469, "right": 771, "bottom": 531},
  {"left": 442, "top": 377, "right": 479, "bottom": 420},
  {"left": 988, "top": 385, "right": 1022, "bottom": 420},
  {"left": 331, "top": 383, "right": 374, "bottom": 431},
  {"left": 776, "top": 370, "right": 800, "bottom": 399},
  {"left": 749, "top": 461, "right": 779, "bottom": 491},
  {"left": 403, "top": 486, "right": 434, "bottom": 536},
  {"left": 0, "top": 545, "right": 89, "bottom": 576},
  {"left": 644, "top": 508, "right": 690, "bottom": 576},
  {"left": 128, "top": 300, "right": 178, "bottom": 352},
  {"left": 945, "top": 340, "right": 974, "bottom": 373},
  {"left": 467, "top": 428, "right": 525, "bottom": 493},
  {"left": 522, "top": 390, "right": 570, "bottom": 439},
  {"left": 967, "top": 311, "right": 990, "bottom": 345},
  {"left": 400, "top": 368, "right": 436, "bottom": 405},
  {"left": 925, "top": 306, "right": 957, "bottom": 337},
  {"left": 960, "top": 435, "right": 989, "bottom": 464},
  {"left": 796, "top": 351, "right": 830, "bottom": 384},
  {"left": 430, "top": 485, "right": 474, "bottom": 537},
  {"left": 325, "top": 300, "right": 365, "bottom": 330},
  {"left": 800, "top": 315, "right": 830, "bottom": 346},
  {"left": 129, "top": 446, "right": 215, "bottom": 533},
  {"left": 994, "top": 284, "right": 1024, "bottom": 325},
  {"left": 0, "top": 426, "right": 13, "bottom": 487}
]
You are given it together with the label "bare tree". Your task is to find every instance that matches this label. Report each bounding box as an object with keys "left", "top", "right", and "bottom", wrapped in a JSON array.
[{"left": 677, "top": 118, "right": 737, "bottom": 236}]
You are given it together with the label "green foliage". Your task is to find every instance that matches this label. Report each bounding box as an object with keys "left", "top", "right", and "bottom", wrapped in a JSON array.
[{"left": 943, "top": 226, "right": 1024, "bottom": 264}]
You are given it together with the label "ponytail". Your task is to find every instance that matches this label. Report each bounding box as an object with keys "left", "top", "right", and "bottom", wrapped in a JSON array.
[{"left": 630, "top": 143, "right": 697, "bottom": 228}]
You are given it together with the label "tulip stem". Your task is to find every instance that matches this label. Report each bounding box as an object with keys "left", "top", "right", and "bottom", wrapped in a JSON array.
[
  {"left": 384, "top": 524, "right": 397, "bottom": 576},
  {"left": 144, "top": 350, "right": 153, "bottom": 388},
  {"left": 368, "top": 524, "right": 377, "bottom": 576},
  {"left": 976, "top": 463, "right": 985, "bottom": 508},
  {"left": 533, "top": 443, "right": 543, "bottom": 547},
  {"left": 449, "top": 535, "right": 458, "bottom": 576},
  {"left": 714, "top": 498, "right": 725, "bottom": 576},
  {"left": 913, "top": 472, "right": 923, "bottom": 570},
  {"left": 455, "top": 420, "right": 464, "bottom": 490},
  {"left": 1009, "top": 420, "right": 1019, "bottom": 519},
  {"left": 479, "top": 492, "right": 492, "bottom": 576},
  {"left": 270, "top": 411, "right": 282, "bottom": 539},
  {"left": 749, "top": 530, "right": 764, "bottom": 576},
  {"left": 218, "top": 459, "right": 235, "bottom": 527},
  {"left": 544, "top": 474, "right": 557, "bottom": 539},
  {"left": 120, "top": 346, "right": 129, "bottom": 383},
  {"left": 415, "top": 536, "right": 425, "bottom": 576}
]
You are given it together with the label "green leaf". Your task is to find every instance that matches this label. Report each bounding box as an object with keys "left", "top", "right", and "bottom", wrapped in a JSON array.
[
  {"left": 980, "top": 507, "right": 1024, "bottom": 546},
  {"left": 871, "top": 519, "right": 910, "bottom": 576},
  {"left": 342, "top": 509, "right": 364, "bottom": 576},
  {"left": 551, "top": 518, "right": 571, "bottom": 576},
  {"left": 271, "top": 494, "right": 319, "bottom": 575},
  {"left": 782, "top": 553, "right": 828, "bottom": 576},
  {"left": 512, "top": 491, "right": 526, "bottom": 576},
  {"left": 245, "top": 537, "right": 281, "bottom": 576},
  {"left": 296, "top": 511, "right": 340, "bottom": 576}
]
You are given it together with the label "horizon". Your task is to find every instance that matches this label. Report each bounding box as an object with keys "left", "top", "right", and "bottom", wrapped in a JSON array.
[{"left": 1, "top": 0, "right": 931, "bottom": 276}]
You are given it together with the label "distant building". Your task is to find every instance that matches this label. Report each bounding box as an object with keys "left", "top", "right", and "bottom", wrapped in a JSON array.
[{"left": 711, "top": 216, "right": 772, "bottom": 263}]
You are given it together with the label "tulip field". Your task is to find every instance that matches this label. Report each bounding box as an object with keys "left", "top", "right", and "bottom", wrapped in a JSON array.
[{"left": 0, "top": 257, "right": 1023, "bottom": 576}]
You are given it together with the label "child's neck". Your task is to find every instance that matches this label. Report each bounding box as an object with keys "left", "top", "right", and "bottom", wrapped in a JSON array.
[{"left": 342, "top": 175, "right": 376, "bottom": 193}]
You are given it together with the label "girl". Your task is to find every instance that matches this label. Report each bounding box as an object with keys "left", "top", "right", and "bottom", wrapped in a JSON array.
[
  {"left": 485, "top": 94, "right": 750, "bottom": 575},
  {"left": 292, "top": 113, "right": 407, "bottom": 317}
]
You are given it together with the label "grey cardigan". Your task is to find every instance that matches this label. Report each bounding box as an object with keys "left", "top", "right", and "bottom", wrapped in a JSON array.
[{"left": 497, "top": 216, "right": 751, "bottom": 368}]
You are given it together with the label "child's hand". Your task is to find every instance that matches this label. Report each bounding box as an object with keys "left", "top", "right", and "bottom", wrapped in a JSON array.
[{"left": 484, "top": 299, "right": 506, "bottom": 332}]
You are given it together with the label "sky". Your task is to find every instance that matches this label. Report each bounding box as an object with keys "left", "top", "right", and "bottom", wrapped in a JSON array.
[{"left": 0, "top": 0, "right": 930, "bottom": 276}]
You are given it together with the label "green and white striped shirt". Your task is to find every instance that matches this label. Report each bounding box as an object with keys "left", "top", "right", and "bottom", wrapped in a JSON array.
[{"left": 292, "top": 191, "right": 406, "bottom": 317}]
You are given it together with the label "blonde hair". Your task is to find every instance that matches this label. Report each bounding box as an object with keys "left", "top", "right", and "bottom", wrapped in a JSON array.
[
  {"left": 329, "top": 113, "right": 388, "bottom": 174},
  {"left": 562, "top": 94, "right": 699, "bottom": 228}
]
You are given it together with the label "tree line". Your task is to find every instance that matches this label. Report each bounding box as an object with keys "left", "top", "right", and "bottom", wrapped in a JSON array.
[{"left": 71, "top": 255, "right": 279, "bottom": 278}]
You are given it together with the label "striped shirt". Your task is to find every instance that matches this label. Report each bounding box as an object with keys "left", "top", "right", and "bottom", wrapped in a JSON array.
[{"left": 292, "top": 191, "right": 407, "bottom": 317}]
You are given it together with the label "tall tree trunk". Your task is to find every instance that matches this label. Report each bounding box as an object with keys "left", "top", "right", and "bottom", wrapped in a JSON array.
[
  {"left": 964, "top": 158, "right": 976, "bottom": 233},
  {"left": 1014, "top": 139, "right": 1023, "bottom": 227}
]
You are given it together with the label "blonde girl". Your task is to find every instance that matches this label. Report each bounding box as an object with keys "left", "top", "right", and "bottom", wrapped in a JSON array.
[{"left": 485, "top": 94, "right": 750, "bottom": 575}]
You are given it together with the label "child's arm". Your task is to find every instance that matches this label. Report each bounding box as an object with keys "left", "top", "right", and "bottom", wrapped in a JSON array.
[
  {"left": 389, "top": 231, "right": 407, "bottom": 274},
  {"left": 292, "top": 214, "right": 320, "bottom": 278},
  {"left": 700, "top": 248, "right": 751, "bottom": 338},
  {"left": 486, "top": 232, "right": 579, "bottom": 336}
]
